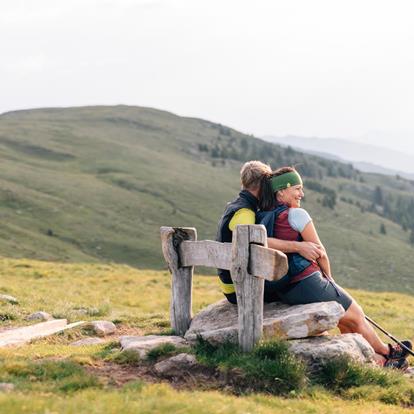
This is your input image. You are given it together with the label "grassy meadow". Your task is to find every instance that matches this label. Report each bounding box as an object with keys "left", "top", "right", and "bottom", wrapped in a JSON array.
[{"left": 0, "top": 257, "right": 414, "bottom": 413}]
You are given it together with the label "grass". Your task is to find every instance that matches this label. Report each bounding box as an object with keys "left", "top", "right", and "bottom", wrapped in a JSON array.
[
  {"left": 0, "top": 358, "right": 100, "bottom": 393},
  {"left": 0, "top": 383, "right": 412, "bottom": 414},
  {"left": 0, "top": 258, "right": 413, "bottom": 413}
]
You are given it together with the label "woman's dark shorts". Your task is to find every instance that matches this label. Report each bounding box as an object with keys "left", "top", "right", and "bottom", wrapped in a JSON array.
[{"left": 275, "top": 271, "right": 353, "bottom": 311}]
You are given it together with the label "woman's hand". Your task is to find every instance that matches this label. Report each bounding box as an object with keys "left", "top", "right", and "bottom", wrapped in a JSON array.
[{"left": 297, "top": 241, "right": 325, "bottom": 261}]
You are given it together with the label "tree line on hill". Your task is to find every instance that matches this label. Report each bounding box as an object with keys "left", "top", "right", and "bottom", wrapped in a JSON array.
[{"left": 198, "top": 125, "right": 414, "bottom": 245}]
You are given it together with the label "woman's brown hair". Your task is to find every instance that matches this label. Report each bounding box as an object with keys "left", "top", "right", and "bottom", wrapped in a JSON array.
[{"left": 258, "top": 166, "right": 296, "bottom": 211}]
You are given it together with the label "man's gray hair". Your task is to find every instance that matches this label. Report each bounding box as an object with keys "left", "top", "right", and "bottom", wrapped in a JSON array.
[{"left": 240, "top": 160, "right": 271, "bottom": 190}]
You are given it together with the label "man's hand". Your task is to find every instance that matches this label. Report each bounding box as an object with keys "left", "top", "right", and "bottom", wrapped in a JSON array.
[{"left": 297, "top": 241, "right": 324, "bottom": 261}]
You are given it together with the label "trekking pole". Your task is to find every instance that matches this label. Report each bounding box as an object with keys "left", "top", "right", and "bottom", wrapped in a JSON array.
[{"left": 365, "top": 315, "right": 414, "bottom": 357}]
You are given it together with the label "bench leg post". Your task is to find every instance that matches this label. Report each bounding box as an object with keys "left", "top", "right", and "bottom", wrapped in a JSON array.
[
  {"left": 231, "top": 224, "right": 265, "bottom": 352},
  {"left": 160, "top": 226, "right": 197, "bottom": 336}
]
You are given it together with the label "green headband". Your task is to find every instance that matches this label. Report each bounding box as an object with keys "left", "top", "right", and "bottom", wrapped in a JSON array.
[{"left": 271, "top": 171, "right": 303, "bottom": 192}]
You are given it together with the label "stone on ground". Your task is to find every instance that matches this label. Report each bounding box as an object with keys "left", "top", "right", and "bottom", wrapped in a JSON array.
[
  {"left": 0, "top": 294, "right": 18, "bottom": 305},
  {"left": 26, "top": 311, "right": 53, "bottom": 322},
  {"left": 404, "top": 366, "right": 414, "bottom": 379},
  {"left": 154, "top": 353, "right": 198, "bottom": 377},
  {"left": 288, "top": 333, "right": 376, "bottom": 371},
  {"left": 0, "top": 383, "right": 15, "bottom": 392},
  {"left": 120, "top": 335, "right": 188, "bottom": 359},
  {"left": 70, "top": 337, "right": 105, "bottom": 346},
  {"left": 185, "top": 299, "right": 345, "bottom": 345},
  {"left": 88, "top": 320, "right": 116, "bottom": 337}
]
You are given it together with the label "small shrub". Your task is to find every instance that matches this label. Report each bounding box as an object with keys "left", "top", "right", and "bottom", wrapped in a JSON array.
[
  {"left": 110, "top": 350, "right": 141, "bottom": 365},
  {"left": 0, "top": 311, "right": 19, "bottom": 321},
  {"left": 1, "top": 359, "right": 100, "bottom": 393},
  {"left": 86, "top": 303, "right": 112, "bottom": 317},
  {"left": 58, "top": 373, "right": 100, "bottom": 392},
  {"left": 93, "top": 341, "right": 120, "bottom": 359},
  {"left": 32, "top": 360, "right": 81, "bottom": 380},
  {"left": 121, "top": 380, "right": 144, "bottom": 393},
  {"left": 146, "top": 343, "right": 178, "bottom": 361},
  {"left": 194, "top": 339, "right": 307, "bottom": 395},
  {"left": 315, "top": 355, "right": 401, "bottom": 391}
]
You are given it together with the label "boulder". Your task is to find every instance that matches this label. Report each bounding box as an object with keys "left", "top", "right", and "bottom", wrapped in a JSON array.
[
  {"left": 26, "top": 311, "right": 53, "bottom": 322},
  {"left": 288, "top": 333, "right": 376, "bottom": 371},
  {"left": 0, "top": 294, "right": 18, "bottom": 305},
  {"left": 70, "top": 337, "right": 105, "bottom": 346},
  {"left": 88, "top": 320, "right": 116, "bottom": 337},
  {"left": 185, "top": 299, "right": 345, "bottom": 345},
  {"left": 120, "top": 335, "right": 188, "bottom": 359},
  {"left": 154, "top": 353, "right": 198, "bottom": 377}
]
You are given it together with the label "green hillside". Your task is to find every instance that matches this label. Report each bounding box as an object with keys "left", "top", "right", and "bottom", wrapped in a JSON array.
[{"left": 0, "top": 105, "right": 413, "bottom": 295}]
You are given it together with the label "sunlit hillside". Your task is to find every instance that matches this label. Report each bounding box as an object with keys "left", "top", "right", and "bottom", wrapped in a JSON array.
[{"left": 0, "top": 106, "right": 414, "bottom": 295}]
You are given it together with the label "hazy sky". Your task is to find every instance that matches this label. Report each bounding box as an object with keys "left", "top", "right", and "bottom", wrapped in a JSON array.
[{"left": 1, "top": 0, "right": 413, "bottom": 152}]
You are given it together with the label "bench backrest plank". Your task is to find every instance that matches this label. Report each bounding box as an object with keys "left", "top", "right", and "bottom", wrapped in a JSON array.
[{"left": 179, "top": 240, "right": 288, "bottom": 281}]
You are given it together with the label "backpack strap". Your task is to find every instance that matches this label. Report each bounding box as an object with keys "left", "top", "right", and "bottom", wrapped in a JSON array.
[{"left": 256, "top": 204, "right": 289, "bottom": 237}]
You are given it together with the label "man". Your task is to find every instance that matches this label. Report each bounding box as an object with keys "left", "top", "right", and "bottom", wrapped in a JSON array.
[{"left": 216, "top": 160, "right": 324, "bottom": 304}]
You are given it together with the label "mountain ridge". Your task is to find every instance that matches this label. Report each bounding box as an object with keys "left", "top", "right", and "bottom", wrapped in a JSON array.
[{"left": 263, "top": 134, "right": 414, "bottom": 179}]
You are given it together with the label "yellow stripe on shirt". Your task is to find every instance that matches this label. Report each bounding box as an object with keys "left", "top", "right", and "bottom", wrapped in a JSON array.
[
  {"left": 219, "top": 279, "right": 236, "bottom": 294},
  {"left": 228, "top": 208, "right": 255, "bottom": 231}
]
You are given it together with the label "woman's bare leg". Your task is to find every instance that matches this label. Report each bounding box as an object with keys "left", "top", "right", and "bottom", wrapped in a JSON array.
[{"left": 339, "top": 301, "right": 389, "bottom": 356}]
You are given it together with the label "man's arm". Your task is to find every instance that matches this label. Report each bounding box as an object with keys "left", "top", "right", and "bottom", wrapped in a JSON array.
[
  {"left": 229, "top": 208, "right": 323, "bottom": 261},
  {"left": 267, "top": 237, "right": 324, "bottom": 261}
]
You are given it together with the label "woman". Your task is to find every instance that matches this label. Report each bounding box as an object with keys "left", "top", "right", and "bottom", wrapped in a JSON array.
[{"left": 258, "top": 166, "right": 411, "bottom": 369}]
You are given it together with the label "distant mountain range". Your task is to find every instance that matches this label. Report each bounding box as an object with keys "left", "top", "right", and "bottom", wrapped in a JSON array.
[{"left": 262, "top": 135, "right": 414, "bottom": 180}]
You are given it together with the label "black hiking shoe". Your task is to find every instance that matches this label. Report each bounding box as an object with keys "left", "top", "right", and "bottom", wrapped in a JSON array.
[
  {"left": 386, "top": 340, "right": 412, "bottom": 360},
  {"left": 384, "top": 357, "right": 409, "bottom": 371}
]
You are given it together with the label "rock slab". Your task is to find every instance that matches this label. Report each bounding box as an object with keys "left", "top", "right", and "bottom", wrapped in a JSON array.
[
  {"left": 0, "top": 320, "right": 85, "bottom": 347},
  {"left": 154, "top": 353, "right": 198, "bottom": 377},
  {"left": 88, "top": 321, "right": 116, "bottom": 337},
  {"left": 185, "top": 300, "right": 345, "bottom": 345},
  {"left": 288, "top": 333, "right": 376, "bottom": 371},
  {"left": 0, "top": 294, "right": 18, "bottom": 305},
  {"left": 120, "top": 335, "right": 188, "bottom": 359},
  {"left": 26, "top": 311, "right": 53, "bottom": 322}
]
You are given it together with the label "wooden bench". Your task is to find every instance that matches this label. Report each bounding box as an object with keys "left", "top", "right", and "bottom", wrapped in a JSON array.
[{"left": 160, "top": 224, "right": 288, "bottom": 351}]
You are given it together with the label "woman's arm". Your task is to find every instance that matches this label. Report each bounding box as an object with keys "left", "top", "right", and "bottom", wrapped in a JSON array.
[
  {"left": 300, "top": 221, "right": 333, "bottom": 279},
  {"left": 267, "top": 237, "right": 323, "bottom": 261}
]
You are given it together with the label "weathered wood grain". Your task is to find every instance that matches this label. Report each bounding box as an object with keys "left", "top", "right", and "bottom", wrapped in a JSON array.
[
  {"left": 160, "top": 226, "right": 197, "bottom": 336},
  {"left": 179, "top": 240, "right": 231, "bottom": 270},
  {"left": 231, "top": 224, "right": 265, "bottom": 352},
  {"left": 249, "top": 245, "right": 288, "bottom": 280},
  {"left": 0, "top": 320, "right": 85, "bottom": 347},
  {"left": 179, "top": 240, "right": 287, "bottom": 281}
]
